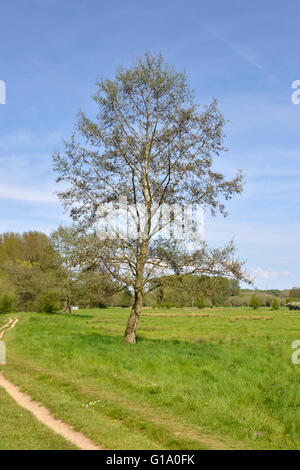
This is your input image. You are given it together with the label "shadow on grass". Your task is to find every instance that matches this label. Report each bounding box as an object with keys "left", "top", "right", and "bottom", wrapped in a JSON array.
[
  {"left": 70, "top": 331, "right": 219, "bottom": 356},
  {"left": 68, "top": 314, "right": 94, "bottom": 319}
]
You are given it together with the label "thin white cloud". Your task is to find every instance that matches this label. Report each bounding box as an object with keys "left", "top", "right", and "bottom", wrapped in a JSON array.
[
  {"left": 0, "top": 129, "right": 64, "bottom": 152},
  {"left": 227, "top": 42, "right": 264, "bottom": 71},
  {"left": 0, "top": 183, "right": 57, "bottom": 203},
  {"left": 206, "top": 27, "right": 266, "bottom": 74},
  {"left": 251, "top": 267, "right": 291, "bottom": 281},
  {"left": 206, "top": 219, "right": 300, "bottom": 247}
]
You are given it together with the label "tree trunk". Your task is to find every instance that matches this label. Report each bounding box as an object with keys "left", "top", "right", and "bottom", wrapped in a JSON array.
[
  {"left": 124, "top": 172, "right": 150, "bottom": 343},
  {"left": 67, "top": 295, "right": 72, "bottom": 315},
  {"left": 124, "top": 289, "right": 143, "bottom": 344}
]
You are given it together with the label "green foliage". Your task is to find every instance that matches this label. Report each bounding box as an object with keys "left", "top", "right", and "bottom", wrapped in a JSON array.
[
  {"left": 286, "top": 297, "right": 300, "bottom": 304},
  {"left": 0, "top": 295, "right": 13, "bottom": 314},
  {"left": 290, "top": 287, "right": 300, "bottom": 299},
  {"left": 35, "top": 291, "right": 60, "bottom": 314},
  {"left": 0, "top": 228, "right": 120, "bottom": 311},
  {"left": 0, "top": 231, "right": 57, "bottom": 271},
  {"left": 212, "top": 294, "right": 224, "bottom": 307},
  {"left": 196, "top": 297, "right": 206, "bottom": 309},
  {"left": 249, "top": 294, "right": 260, "bottom": 310},
  {"left": 119, "top": 290, "right": 132, "bottom": 308},
  {"left": 287, "top": 302, "right": 300, "bottom": 310},
  {"left": 229, "top": 296, "right": 247, "bottom": 307},
  {"left": 266, "top": 289, "right": 281, "bottom": 296},
  {"left": 0, "top": 231, "right": 59, "bottom": 311},
  {"left": 97, "top": 301, "right": 107, "bottom": 309},
  {"left": 271, "top": 298, "right": 280, "bottom": 310},
  {"left": 147, "top": 275, "right": 240, "bottom": 308},
  {"left": 164, "top": 301, "right": 173, "bottom": 309},
  {"left": 0, "top": 228, "right": 294, "bottom": 315}
]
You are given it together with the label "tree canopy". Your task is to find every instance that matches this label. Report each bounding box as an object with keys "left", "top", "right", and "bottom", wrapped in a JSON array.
[{"left": 53, "top": 52, "right": 248, "bottom": 343}]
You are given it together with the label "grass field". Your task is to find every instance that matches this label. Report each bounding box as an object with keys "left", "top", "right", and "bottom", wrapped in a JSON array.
[
  {"left": 0, "top": 387, "right": 76, "bottom": 450},
  {"left": 1, "top": 306, "right": 300, "bottom": 450}
]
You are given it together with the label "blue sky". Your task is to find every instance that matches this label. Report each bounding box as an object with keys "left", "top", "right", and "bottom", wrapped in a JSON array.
[{"left": 0, "top": 0, "right": 299, "bottom": 289}]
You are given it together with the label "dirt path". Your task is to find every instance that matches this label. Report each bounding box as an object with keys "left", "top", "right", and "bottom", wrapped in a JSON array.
[
  {"left": 0, "top": 318, "right": 103, "bottom": 450},
  {"left": 0, "top": 318, "right": 18, "bottom": 340},
  {"left": 0, "top": 317, "right": 12, "bottom": 329},
  {"left": 0, "top": 317, "right": 13, "bottom": 333}
]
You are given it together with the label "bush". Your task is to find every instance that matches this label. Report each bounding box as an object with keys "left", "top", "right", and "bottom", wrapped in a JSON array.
[
  {"left": 0, "top": 295, "right": 13, "bottom": 314},
  {"left": 196, "top": 297, "right": 206, "bottom": 309},
  {"left": 286, "top": 297, "right": 300, "bottom": 304},
  {"left": 212, "top": 295, "right": 224, "bottom": 307},
  {"left": 272, "top": 298, "right": 280, "bottom": 310},
  {"left": 119, "top": 292, "right": 132, "bottom": 308},
  {"left": 36, "top": 291, "right": 60, "bottom": 314},
  {"left": 164, "top": 301, "right": 173, "bottom": 309},
  {"left": 98, "top": 301, "right": 107, "bottom": 309},
  {"left": 249, "top": 294, "right": 259, "bottom": 310},
  {"left": 229, "top": 296, "right": 244, "bottom": 307},
  {"left": 287, "top": 302, "right": 300, "bottom": 310}
]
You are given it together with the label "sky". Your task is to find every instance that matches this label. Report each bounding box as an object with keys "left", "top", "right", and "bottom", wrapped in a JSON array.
[{"left": 0, "top": 0, "right": 299, "bottom": 289}]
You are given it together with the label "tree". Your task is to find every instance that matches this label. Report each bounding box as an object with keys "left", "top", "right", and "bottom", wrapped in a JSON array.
[
  {"left": 290, "top": 287, "right": 300, "bottom": 300},
  {"left": 0, "top": 295, "right": 13, "bottom": 314},
  {"left": 249, "top": 294, "right": 259, "bottom": 310},
  {"left": 50, "top": 226, "right": 80, "bottom": 314},
  {"left": 228, "top": 279, "right": 240, "bottom": 296},
  {"left": 147, "top": 274, "right": 237, "bottom": 307},
  {"left": 196, "top": 297, "right": 206, "bottom": 309},
  {"left": 51, "top": 225, "right": 121, "bottom": 311},
  {"left": 53, "top": 52, "right": 248, "bottom": 343},
  {"left": 35, "top": 291, "right": 60, "bottom": 314},
  {"left": 0, "top": 231, "right": 59, "bottom": 311},
  {"left": 0, "top": 231, "right": 57, "bottom": 271},
  {"left": 272, "top": 298, "right": 280, "bottom": 310}
]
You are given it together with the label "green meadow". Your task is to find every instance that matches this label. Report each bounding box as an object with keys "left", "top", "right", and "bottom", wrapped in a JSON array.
[
  {"left": 1, "top": 306, "right": 300, "bottom": 450},
  {"left": 0, "top": 386, "right": 75, "bottom": 450}
]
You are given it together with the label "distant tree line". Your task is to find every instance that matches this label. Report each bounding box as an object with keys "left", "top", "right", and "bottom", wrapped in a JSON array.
[
  {"left": 0, "top": 229, "right": 131, "bottom": 314},
  {"left": 145, "top": 275, "right": 240, "bottom": 308},
  {"left": 0, "top": 228, "right": 296, "bottom": 314},
  {"left": 0, "top": 228, "right": 242, "bottom": 313}
]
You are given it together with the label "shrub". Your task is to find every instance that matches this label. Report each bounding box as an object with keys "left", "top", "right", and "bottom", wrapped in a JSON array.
[
  {"left": 196, "top": 297, "right": 206, "bottom": 309},
  {"left": 98, "top": 301, "right": 107, "bottom": 309},
  {"left": 212, "top": 295, "right": 224, "bottom": 307},
  {"left": 164, "top": 301, "right": 173, "bottom": 309},
  {"left": 229, "top": 296, "right": 244, "bottom": 307},
  {"left": 249, "top": 294, "right": 259, "bottom": 310},
  {"left": 272, "top": 298, "right": 280, "bottom": 310},
  {"left": 0, "top": 295, "right": 13, "bottom": 314},
  {"left": 36, "top": 291, "right": 60, "bottom": 314},
  {"left": 174, "top": 302, "right": 182, "bottom": 308},
  {"left": 287, "top": 302, "right": 300, "bottom": 310},
  {"left": 286, "top": 297, "right": 300, "bottom": 304},
  {"left": 265, "top": 298, "right": 272, "bottom": 307},
  {"left": 119, "top": 292, "right": 132, "bottom": 308}
]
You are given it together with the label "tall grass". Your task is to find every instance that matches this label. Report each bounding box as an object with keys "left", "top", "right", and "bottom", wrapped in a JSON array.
[{"left": 2, "top": 306, "right": 300, "bottom": 449}]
